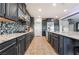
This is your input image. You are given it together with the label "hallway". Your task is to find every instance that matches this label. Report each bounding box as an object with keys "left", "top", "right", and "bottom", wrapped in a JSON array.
[{"left": 25, "top": 36, "right": 57, "bottom": 55}]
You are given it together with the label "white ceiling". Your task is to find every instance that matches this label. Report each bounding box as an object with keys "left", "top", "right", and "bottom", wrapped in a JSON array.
[
  {"left": 64, "top": 13, "right": 79, "bottom": 22},
  {"left": 26, "top": 3, "right": 79, "bottom": 19}
]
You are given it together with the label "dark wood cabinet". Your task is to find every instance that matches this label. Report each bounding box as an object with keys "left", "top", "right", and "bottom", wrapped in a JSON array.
[
  {"left": 17, "top": 32, "right": 33, "bottom": 55},
  {"left": 18, "top": 3, "right": 23, "bottom": 10},
  {"left": 0, "top": 32, "right": 34, "bottom": 55},
  {"left": 1, "top": 43, "right": 17, "bottom": 55},
  {"left": 26, "top": 34, "right": 30, "bottom": 50},
  {"left": 5, "top": 3, "right": 18, "bottom": 21},
  {"left": 48, "top": 32, "right": 51, "bottom": 43},
  {"left": 48, "top": 32, "right": 74, "bottom": 55},
  {"left": 18, "top": 3, "right": 26, "bottom": 15},
  {"left": 0, "top": 39, "right": 18, "bottom": 55},
  {"left": 0, "top": 3, "right": 30, "bottom": 22},
  {"left": 59, "top": 35, "right": 64, "bottom": 55},
  {"left": 63, "top": 37, "right": 73, "bottom": 55},
  {"left": 26, "top": 33, "right": 31, "bottom": 49},
  {"left": 17, "top": 35, "right": 26, "bottom": 55},
  {"left": 22, "top": 4, "right": 26, "bottom": 14},
  {"left": 0, "top": 3, "right": 5, "bottom": 17},
  {"left": 51, "top": 33, "right": 59, "bottom": 53}
]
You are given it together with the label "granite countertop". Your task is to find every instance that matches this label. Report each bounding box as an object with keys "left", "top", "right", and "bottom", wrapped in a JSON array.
[
  {"left": 0, "top": 32, "right": 30, "bottom": 44},
  {"left": 49, "top": 31, "right": 79, "bottom": 40}
]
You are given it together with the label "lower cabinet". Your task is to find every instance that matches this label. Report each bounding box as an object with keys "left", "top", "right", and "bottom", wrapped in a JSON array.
[
  {"left": 48, "top": 32, "right": 74, "bottom": 55},
  {"left": 0, "top": 32, "right": 34, "bottom": 55},
  {"left": 59, "top": 35, "right": 64, "bottom": 55},
  {"left": 73, "top": 40, "right": 79, "bottom": 55},
  {"left": 17, "top": 32, "right": 34, "bottom": 55},
  {"left": 48, "top": 32, "right": 51, "bottom": 43},
  {"left": 17, "top": 35, "right": 25, "bottom": 55},
  {"left": 50, "top": 33, "right": 59, "bottom": 53},
  {"left": 63, "top": 37, "right": 74, "bottom": 55},
  {"left": 25, "top": 33, "right": 30, "bottom": 50},
  {"left": 0, "top": 39, "right": 18, "bottom": 55},
  {"left": 25, "top": 32, "right": 34, "bottom": 50}
]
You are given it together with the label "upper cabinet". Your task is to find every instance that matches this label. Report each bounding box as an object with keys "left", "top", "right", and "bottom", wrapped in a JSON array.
[
  {"left": 18, "top": 3, "right": 23, "bottom": 10},
  {"left": 5, "top": 3, "right": 18, "bottom": 21},
  {"left": 0, "top": 3, "right": 5, "bottom": 17},
  {"left": 22, "top": 4, "right": 26, "bottom": 14},
  {"left": 18, "top": 3, "right": 26, "bottom": 14},
  {"left": 18, "top": 3, "right": 31, "bottom": 22},
  {"left": 0, "top": 3, "right": 31, "bottom": 22}
]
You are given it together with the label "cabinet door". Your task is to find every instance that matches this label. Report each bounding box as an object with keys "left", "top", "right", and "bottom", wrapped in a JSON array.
[
  {"left": 23, "top": 35, "right": 27, "bottom": 52},
  {"left": 25, "top": 32, "right": 33, "bottom": 51},
  {"left": 48, "top": 32, "right": 51, "bottom": 43},
  {"left": 63, "top": 37, "right": 73, "bottom": 55},
  {"left": 6, "top": 3, "right": 18, "bottom": 20},
  {"left": 19, "top": 38, "right": 25, "bottom": 55},
  {"left": 54, "top": 37, "right": 59, "bottom": 53},
  {"left": 0, "top": 3, "right": 5, "bottom": 16},
  {"left": 26, "top": 33, "right": 31, "bottom": 50},
  {"left": 59, "top": 35, "right": 64, "bottom": 55},
  {"left": 18, "top": 3, "right": 23, "bottom": 10},
  {"left": 22, "top": 4, "right": 26, "bottom": 14},
  {"left": 52, "top": 33, "right": 59, "bottom": 53},
  {"left": 0, "top": 4, "right": 2, "bottom": 15},
  {"left": 50, "top": 33, "right": 53, "bottom": 46},
  {"left": 17, "top": 35, "right": 25, "bottom": 55}
]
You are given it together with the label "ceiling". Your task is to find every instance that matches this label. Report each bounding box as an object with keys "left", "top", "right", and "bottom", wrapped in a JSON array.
[
  {"left": 26, "top": 3, "right": 79, "bottom": 19},
  {"left": 64, "top": 13, "right": 79, "bottom": 22}
]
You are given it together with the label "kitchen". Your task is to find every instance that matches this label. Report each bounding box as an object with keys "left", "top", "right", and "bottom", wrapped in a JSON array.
[{"left": 0, "top": 3, "right": 79, "bottom": 55}]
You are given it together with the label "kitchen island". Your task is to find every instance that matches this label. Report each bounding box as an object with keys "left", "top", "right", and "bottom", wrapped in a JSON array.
[
  {"left": 0, "top": 31, "right": 34, "bottom": 55},
  {"left": 48, "top": 31, "right": 79, "bottom": 55}
]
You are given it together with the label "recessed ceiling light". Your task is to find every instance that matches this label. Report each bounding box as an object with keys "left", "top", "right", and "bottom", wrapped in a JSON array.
[
  {"left": 52, "top": 3, "right": 56, "bottom": 6},
  {"left": 55, "top": 16, "right": 58, "bottom": 18},
  {"left": 38, "top": 8, "right": 42, "bottom": 12},
  {"left": 64, "top": 9, "right": 67, "bottom": 12},
  {"left": 38, "top": 16, "right": 41, "bottom": 18}
]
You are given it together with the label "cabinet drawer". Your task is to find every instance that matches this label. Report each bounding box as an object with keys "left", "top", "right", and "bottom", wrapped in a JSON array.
[
  {"left": 0, "top": 39, "right": 16, "bottom": 50},
  {"left": 73, "top": 40, "right": 79, "bottom": 46},
  {"left": 5, "top": 3, "right": 18, "bottom": 21},
  {"left": 0, "top": 3, "right": 5, "bottom": 16},
  {"left": 0, "top": 42, "right": 17, "bottom": 55},
  {"left": 0, "top": 39, "right": 17, "bottom": 55}
]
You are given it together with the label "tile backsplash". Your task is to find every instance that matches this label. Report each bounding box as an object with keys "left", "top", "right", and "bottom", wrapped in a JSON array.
[{"left": 0, "top": 21, "right": 27, "bottom": 35}]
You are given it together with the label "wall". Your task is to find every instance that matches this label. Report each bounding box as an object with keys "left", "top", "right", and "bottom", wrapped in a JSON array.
[
  {"left": 34, "top": 18, "right": 42, "bottom": 36},
  {"left": 59, "top": 20, "right": 69, "bottom": 32},
  {"left": 59, "top": 6, "right": 79, "bottom": 32},
  {"left": 47, "top": 22, "right": 54, "bottom": 32},
  {"left": 59, "top": 13, "right": 79, "bottom": 32}
]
